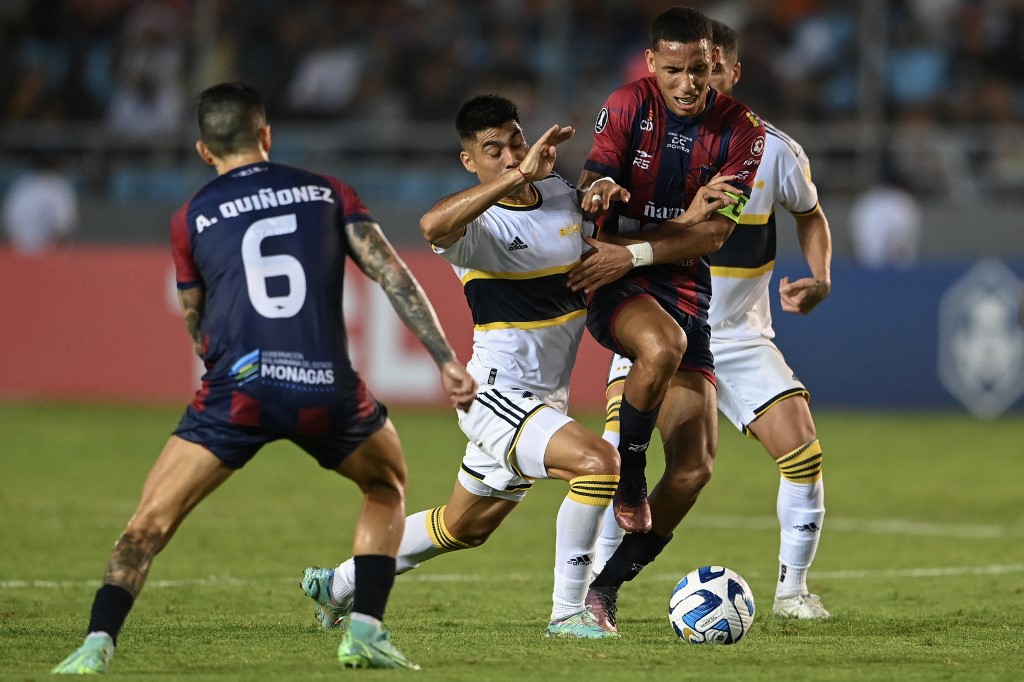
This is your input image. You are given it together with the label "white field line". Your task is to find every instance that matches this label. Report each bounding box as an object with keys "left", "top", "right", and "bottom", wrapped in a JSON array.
[
  {"left": 691, "top": 515, "right": 1018, "bottom": 539},
  {"left": 3, "top": 515, "right": 1021, "bottom": 590},
  {"left": 3, "top": 564, "right": 1024, "bottom": 590}
]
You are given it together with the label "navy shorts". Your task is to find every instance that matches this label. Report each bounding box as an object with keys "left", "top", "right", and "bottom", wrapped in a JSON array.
[
  {"left": 173, "top": 397, "right": 389, "bottom": 470},
  {"left": 587, "top": 280, "right": 716, "bottom": 383}
]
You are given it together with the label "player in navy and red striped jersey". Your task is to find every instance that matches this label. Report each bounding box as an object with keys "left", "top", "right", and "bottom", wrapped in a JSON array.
[
  {"left": 565, "top": 7, "right": 766, "bottom": 632},
  {"left": 52, "top": 82, "right": 475, "bottom": 675}
]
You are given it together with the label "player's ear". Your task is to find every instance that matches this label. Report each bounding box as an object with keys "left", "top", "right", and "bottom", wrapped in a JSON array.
[
  {"left": 195, "top": 140, "right": 215, "bottom": 167},
  {"left": 645, "top": 48, "right": 656, "bottom": 74},
  {"left": 259, "top": 125, "right": 272, "bottom": 156},
  {"left": 734, "top": 60, "right": 742, "bottom": 87},
  {"left": 460, "top": 150, "right": 476, "bottom": 174}
]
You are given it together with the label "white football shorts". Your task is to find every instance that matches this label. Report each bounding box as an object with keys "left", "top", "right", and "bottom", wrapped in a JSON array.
[
  {"left": 712, "top": 336, "right": 808, "bottom": 434},
  {"left": 606, "top": 338, "right": 809, "bottom": 435},
  {"left": 455, "top": 387, "right": 573, "bottom": 499}
]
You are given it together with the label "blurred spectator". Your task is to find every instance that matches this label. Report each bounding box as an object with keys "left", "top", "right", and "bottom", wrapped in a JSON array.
[
  {"left": 105, "top": 0, "right": 185, "bottom": 139},
  {"left": 847, "top": 164, "right": 922, "bottom": 270},
  {"left": 2, "top": 154, "right": 79, "bottom": 254},
  {"left": 285, "top": 6, "right": 366, "bottom": 119}
]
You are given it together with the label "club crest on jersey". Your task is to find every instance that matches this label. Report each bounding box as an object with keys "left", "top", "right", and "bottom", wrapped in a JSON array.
[{"left": 595, "top": 108, "right": 609, "bottom": 133}]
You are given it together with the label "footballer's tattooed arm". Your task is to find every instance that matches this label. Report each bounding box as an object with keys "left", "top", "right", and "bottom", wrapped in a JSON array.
[
  {"left": 103, "top": 529, "right": 161, "bottom": 598},
  {"left": 177, "top": 286, "right": 205, "bottom": 358},
  {"left": 345, "top": 220, "right": 455, "bottom": 368}
]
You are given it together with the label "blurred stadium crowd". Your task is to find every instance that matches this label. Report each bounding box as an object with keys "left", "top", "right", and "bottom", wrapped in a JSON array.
[
  {"left": 4, "top": 0, "right": 1024, "bottom": 127},
  {"left": 2, "top": 0, "right": 1023, "bottom": 245}
]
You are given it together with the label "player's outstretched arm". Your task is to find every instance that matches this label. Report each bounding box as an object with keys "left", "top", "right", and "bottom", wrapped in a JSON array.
[
  {"left": 567, "top": 176, "right": 742, "bottom": 294},
  {"left": 346, "top": 220, "right": 477, "bottom": 408},
  {"left": 780, "top": 206, "right": 832, "bottom": 315},
  {"left": 577, "top": 169, "right": 631, "bottom": 218},
  {"left": 177, "top": 286, "right": 206, "bottom": 358},
  {"left": 421, "top": 124, "right": 575, "bottom": 249}
]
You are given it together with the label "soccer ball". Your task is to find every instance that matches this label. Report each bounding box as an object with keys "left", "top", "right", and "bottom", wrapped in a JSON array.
[{"left": 668, "top": 565, "right": 756, "bottom": 644}]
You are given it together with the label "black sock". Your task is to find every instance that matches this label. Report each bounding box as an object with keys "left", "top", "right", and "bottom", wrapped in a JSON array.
[
  {"left": 591, "top": 531, "right": 672, "bottom": 590},
  {"left": 352, "top": 555, "right": 397, "bottom": 623},
  {"left": 87, "top": 584, "right": 134, "bottom": 645},
  {"left": 617, "top": 397, "right": 661, "bottom": 478}
]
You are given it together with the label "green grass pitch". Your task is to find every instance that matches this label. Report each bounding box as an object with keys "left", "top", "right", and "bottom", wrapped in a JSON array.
[{"left": 2, "top": 402, "right": 1023, "bottom": 680}]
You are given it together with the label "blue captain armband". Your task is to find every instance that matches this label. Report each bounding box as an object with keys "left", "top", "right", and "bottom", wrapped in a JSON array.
[{"left": 715, "top": 191, "right": 747, "bottom": 222}]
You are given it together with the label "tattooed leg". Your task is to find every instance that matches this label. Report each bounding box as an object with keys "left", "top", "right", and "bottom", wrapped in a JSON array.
[{"left": 103, "top": 529, "right": 162, "bottom": 598}]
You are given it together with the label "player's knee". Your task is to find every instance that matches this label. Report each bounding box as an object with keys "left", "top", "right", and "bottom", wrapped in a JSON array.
[
  {"left": 664, "top": 457, "right": 714, "bottom": 494},
  {"left": 573, "top": 438, "right": 619, "bottom": 477},
  {"left": 637, "top": 333, "right": 685, "bottom": 375}
]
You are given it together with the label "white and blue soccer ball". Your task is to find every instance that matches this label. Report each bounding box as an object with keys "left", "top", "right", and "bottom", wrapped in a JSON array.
[{"left": 668, "top": 565, "right": 756, "bottom": 644}]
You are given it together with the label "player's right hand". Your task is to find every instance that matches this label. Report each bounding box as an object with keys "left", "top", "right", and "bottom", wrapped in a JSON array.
[
  {"left": 440, "top": 360, "right": 477, "bottom": 410},
  {"left": 682, "top": 174, "right": 743, "bottom": 224},
  {"left": 519, "top": 124, "right": 575, "bottom": 181}
]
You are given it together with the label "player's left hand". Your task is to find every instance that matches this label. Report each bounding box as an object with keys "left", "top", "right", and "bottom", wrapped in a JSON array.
[
  {"left": 581, "top": 178, "right": 631, "bottom": 218},
  {"left": 567, "top": 236, "right": 633, "bottom": 294},
  {"left": 440, "top": 360, "right": 478, "bottom": 410},
  {"left": 779, "top": 276, "right": 831, "bottom": 314}
]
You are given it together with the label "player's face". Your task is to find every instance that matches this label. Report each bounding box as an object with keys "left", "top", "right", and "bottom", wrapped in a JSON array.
[
  {"left": 709, "top": 48, "right": 740, "bottom": 97},
  {"left": 646, "top": 39, "right": 719, "bottom": 117},
  {"left": 461, "top": 121, "right": 529, "bottom": 184}
]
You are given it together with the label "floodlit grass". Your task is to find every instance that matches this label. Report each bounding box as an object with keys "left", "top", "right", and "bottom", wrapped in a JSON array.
[{"left": 2, "top": 403, "right": 1023, "bottom": 680}]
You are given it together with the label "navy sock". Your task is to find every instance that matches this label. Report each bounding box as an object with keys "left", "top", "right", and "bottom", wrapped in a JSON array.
[
  {"left": 617, "top": 397, "right": 661, "bottom": 477},
  {"left": 352, "top": 555, "right": 397, "bottom": 623},
  {"left": 591, "top": 531, "right": 672, "bottom": 590},
  {"left": 87, "top": 584, "right": 134, "bottom": 645}
]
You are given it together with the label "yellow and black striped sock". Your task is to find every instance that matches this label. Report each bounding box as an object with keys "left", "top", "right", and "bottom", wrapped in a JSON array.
[
  {"left": 424, "top": 505, "right": 472, "bottom": 550},
  {"left": 604, "top": 394, "right": 622, "bottom": 436},
  {"left": 567, "top": 474, "right": 619, "bottom": 507},
  {"left": 777, "top": 440, "right": 823, "bottom": 483}
]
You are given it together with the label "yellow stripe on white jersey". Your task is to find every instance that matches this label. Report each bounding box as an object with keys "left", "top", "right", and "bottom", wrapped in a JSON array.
[
  {"left": 433, "top": 174, "right": 589, "bottom": 400},
  {"left": 710, "top": 121, "right": 818, "bottom": 342}
]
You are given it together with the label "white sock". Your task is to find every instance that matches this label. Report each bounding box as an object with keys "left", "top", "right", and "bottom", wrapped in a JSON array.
[
  {"left": 551, "top": 480, "right": 615, "bottom": 621},
  {"left": 332, "top": 507, "right": 464, "bottom": 604},
  {"left": 592, "top": 504, "right": 624, "bottom": 577},
  {"left": 349, "top": 612, "right": 381, "bottom": 629},
  {"left": 776, "top": 476, "right": 825, "bottom": 598},
  {"left": 601, "top": 429, "right": 620, "bottom": 449}
]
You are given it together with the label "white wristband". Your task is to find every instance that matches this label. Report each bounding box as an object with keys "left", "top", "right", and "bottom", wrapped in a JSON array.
[
  {"left": 588, "top": 176, "right": 615, "bottom": 192},
  {"left": 626, "top": 242, "right": 654, "bottom": 268}
]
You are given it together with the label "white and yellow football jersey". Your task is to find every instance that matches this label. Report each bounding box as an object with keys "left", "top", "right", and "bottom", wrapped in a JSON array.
[
  {"left": 433, "top": 174, "right": 590, "bottom": 411},
  {"left": 708, "top": 122, "right": 819, "bottom": 342}
]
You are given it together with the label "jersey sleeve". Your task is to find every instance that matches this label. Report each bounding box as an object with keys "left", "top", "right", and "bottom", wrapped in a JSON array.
[
  {"left": 776, "top": 138, "right": 819, "bottom": 216},
  {"left": 430, "top": 216, "right": 481, "bottom": 266},
  {"left": 583, "top": 84, "right": 640, "bottom": 180},
  {"left": 170, "top": 203, "right": 201, "bottom": 289},
  {"left": 327, "top": 177, "right": 374, "bottom": 225},
  {"left": 716, "top": 108, "right": 768, "bottom": 223}
]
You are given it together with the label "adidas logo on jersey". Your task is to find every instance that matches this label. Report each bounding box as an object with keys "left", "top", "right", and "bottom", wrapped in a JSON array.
[
  {"left": 567, "top": 554, "right": 593, "bottom": 566},
  {"left": 793, "top": 522, "right": 820, "bottom": 532},
  {"left": 508, "top": 236, "right": 529, "bottom": 251}
]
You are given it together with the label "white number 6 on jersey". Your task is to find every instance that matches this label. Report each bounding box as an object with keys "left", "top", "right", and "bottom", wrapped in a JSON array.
[{"left": 241, "top": 214, "right": 307, "bottom": 318}]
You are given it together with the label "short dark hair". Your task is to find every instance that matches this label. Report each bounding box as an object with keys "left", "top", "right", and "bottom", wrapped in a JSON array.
[
  {"left": 196, "top": 82, "right": 267, "bottom": 157},
  {"left": 650, "top": 7, "right": 713, "bottom": 51},
  {"left": 455, "top": 94, "right": 520, "bottom": 143},
  {"left": 710, "top": 19, "right": 738, "bottom": 61}
]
